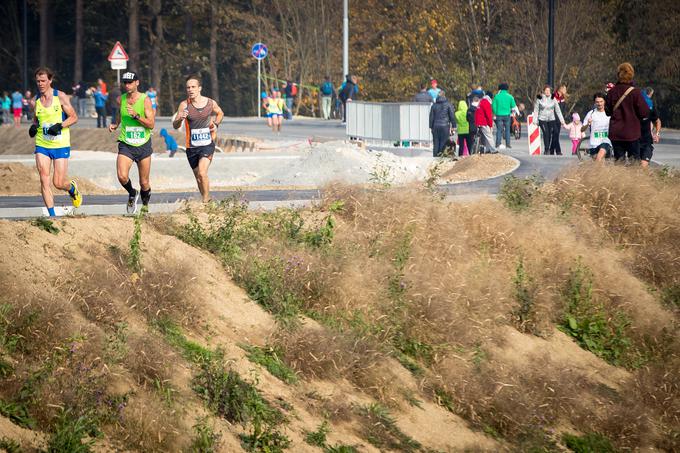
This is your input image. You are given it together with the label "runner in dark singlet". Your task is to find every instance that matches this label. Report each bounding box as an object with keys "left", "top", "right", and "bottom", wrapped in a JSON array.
[{"left": 172, "top": 75, "right": 224, "bottom": 202}]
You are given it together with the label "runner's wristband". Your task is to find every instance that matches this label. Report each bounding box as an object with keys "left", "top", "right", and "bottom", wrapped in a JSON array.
[{"left": 29, "top": 124, "right": 38, "bottom": 138}]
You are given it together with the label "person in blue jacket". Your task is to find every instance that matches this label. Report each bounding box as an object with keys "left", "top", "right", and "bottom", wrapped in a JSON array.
[
  {"left": 93, "top": 87, "right": 108, "bottom": 128},
  {"left": 160, "top": 128, "right": 179, "bottom": 157}
]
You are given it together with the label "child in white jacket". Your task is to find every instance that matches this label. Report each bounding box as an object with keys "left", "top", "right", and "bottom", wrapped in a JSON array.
[{"left": 563, "top": 112, "right": 584, "bottom": 155}]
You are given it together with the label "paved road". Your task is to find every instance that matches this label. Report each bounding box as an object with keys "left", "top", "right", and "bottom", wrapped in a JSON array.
[
  {"left": 78, "top": 116, "right": 347, "bottom": 142},
  {"left": 1, "top": 117, "right": 679, "bottom": 218}
]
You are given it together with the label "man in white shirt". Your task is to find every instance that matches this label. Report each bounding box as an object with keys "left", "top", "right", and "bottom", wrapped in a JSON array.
[{"left": 581, "top": 93, "right": 612, "bottom": 162}]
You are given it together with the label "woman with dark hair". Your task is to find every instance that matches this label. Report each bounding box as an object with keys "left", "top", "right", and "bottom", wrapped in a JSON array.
[
  {"left": 532, "top": 85, "right": 565, "bottom": 155},
  {"left": 551, "top": 84, "right": 568, "bottom": 154},
  {"left": 605, "top": 62, "right": 650, "bottom": 162}
]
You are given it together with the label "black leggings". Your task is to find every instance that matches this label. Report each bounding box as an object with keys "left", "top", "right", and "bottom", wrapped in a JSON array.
[
  {"left": 458, "top": 133, "right": 472, "bottom": 156},
  {"left": 539, "top": 120, "right": 555, "bottom": 155},
  {"left": 432, "top": 126, "right": 449, "bottom": 157},
  {"left": 550, "top": 119, "right": 562, "bottom": 154}
]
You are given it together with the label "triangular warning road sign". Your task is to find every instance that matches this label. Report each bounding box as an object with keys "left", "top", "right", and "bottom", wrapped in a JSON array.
[{"left": 108, "top": 41, "right": 129, "bottom": 61}]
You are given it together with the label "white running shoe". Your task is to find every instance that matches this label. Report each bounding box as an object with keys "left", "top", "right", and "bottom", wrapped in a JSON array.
[{"left": 127, "top": 190, "right": 139, "bottom": 214}]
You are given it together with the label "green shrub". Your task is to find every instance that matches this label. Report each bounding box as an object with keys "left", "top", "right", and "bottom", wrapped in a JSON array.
[
  {"left": 192, "top": 359, "right": 289, "bottom": 451},
  {"left": 512, "top": 258, "right": 539, "bottom": 334},
  {"left": 190, "top": 416, "right": 221, "bottom": 453},
  {"left": 304, "top": 420, "right": 330, "bottom": 446},
  {"left": 499, "top": 174, "right": 543, "bottom": 212},
  {"left": 560, "top": 261, "right": 637, "bottom": 367},
  {"left": 562, "top": 432, "right": 616, "bottom": 453},
  {"left": 46, "top": 409, "right": 97, "bottom": 453},
  {"left": 242, "top": 344, "right": 298, "bottom": 384},
  {"left": 127, "top": 211, "right": 144, "bottom": 273},
  {"left": 32, "top": 217, "right": 60, "bottom": 234}
]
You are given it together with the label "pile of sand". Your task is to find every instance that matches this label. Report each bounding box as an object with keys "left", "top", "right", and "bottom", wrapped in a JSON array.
[{"left": 438, "top": 153, "right": 518, "bottom": 184}]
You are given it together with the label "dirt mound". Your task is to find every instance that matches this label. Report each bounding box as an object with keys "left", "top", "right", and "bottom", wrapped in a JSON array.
[
  {"left": 0, "top": 162, "right": 111, "bottom": 195},
  {"left": 0, "top": 127, "right": 182, "bottom": 154},
  {"left": 439, "top": 153, "right": 518, "bottom": 183},
  {"left": 0, "top": 164, "right": 677, "bottom": 451}
]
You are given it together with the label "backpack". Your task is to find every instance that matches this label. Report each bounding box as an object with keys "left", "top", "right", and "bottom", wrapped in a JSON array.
[
  {"left": 291, "top": 84, "right": 298, "bottom": 96},
  {"left": 321, "top": 81, "right": 333, "bottom": 96},
  {"left": 466, "top": 105, "right": 477, "bottom": 127}
]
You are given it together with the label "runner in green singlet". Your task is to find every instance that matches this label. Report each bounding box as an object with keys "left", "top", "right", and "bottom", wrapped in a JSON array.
[{"left": 109, "top": 71, "right": 155, "bottom": 214}]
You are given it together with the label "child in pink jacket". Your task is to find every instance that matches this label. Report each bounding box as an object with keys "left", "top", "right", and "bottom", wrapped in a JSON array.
[{"left": 563, "top": 112, "right": 584, "bottom": 155}]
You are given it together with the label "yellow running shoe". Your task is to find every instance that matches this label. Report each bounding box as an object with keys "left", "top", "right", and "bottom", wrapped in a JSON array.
[{"left": 69, "top": 180, "right": 83, "bottom": 208}]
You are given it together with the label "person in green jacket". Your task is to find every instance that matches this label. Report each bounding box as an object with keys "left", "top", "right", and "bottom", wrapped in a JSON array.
[
  {"left": 454, "top": 100, "right": 471, "bottom": 156},
  {"left": 492, "top": 82, "right": 517, "bottom": 149}
]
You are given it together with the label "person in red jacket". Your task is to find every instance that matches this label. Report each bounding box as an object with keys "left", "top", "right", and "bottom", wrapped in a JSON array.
[
  {"left": 474, "top": 91, "right": 496, "bottom": 153},
  {"left": 605, "top": 62, "right": 650, "bottom": 162}
]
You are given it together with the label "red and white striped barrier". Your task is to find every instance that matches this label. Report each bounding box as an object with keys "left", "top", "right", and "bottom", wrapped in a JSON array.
[{"left": 527, "top": 114, "right": 541, "bottom": 156}]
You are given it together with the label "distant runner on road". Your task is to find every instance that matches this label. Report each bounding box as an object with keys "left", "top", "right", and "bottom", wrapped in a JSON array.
[
  {"left": 581, "top": 92, "right": 612, "bottom": 162},
  {"left": 109, "top": 71, "right": 155, "bottom": 214},
  {"left": 29, "top": 67, "right": 82, "bottom": 216},
  {"left": 172, "top": 75, "right": 223, "bottom": 203}
]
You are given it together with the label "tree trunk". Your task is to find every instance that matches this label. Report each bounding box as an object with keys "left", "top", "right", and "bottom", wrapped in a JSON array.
[
  {"left": 74, "top": 0, "right": 83, "bottom": 83},
  {"left": 210, "top": 4, "right": 219, "bottom": 103},
  {"left": 150, "top": 0, "right": 162, "bottom": 112},
  {"left": 128, "top": 0, "right": 139, "bottom": 72},
  {"left": 38, "top": 0, "right": 49, "bottom": 66}
]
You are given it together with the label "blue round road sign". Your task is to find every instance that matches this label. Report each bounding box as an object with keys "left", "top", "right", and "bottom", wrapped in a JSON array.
[{"left": 251, "top": 43, "right": 268, "bottom": 60}]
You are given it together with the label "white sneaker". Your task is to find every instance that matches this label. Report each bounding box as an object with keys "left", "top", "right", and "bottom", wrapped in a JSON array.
[
  {"left": 498, "top": 144, "right": 506, "bottom": 150},
  {"left": 127, "top": 190, "right": 139, "bottom": 214}
]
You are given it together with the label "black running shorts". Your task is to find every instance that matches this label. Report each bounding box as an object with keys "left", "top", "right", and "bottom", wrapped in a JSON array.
[
  {"left": 186, "top": 143, "right": 215, "bottom": 170},
  {"left": 118, "top": 140, "right": 153, "bottom": 163}
]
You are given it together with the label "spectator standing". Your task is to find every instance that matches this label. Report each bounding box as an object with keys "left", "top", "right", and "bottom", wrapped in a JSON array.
[
  {"left": 492, "top": 82, "right": 517, "bottom": 149},
  {"left": 467, "top": 84, "right": 484, "bottom": 106},
  {"left": 93, "top": 87, "right": 108, "bottom": 128},
  {"left": 533, "top": 85, "right": 565, "bottom": 155},
  {"left": 284, "top": 80, "right": 295, "bottom": 118},
  {"left": 413, "top": 83, "right": 432, "bottom": 103},
  {"left": 319, "top": 76, "right": 334, "bottom": 120},
  {"left": 339, "top": 74, "right": 357, "bottom": 123},
  {"left": 454, "top": 100, "right": 471, "bottom": 156},
  {"left": 563, "top": 112, "right": 583, "bottom": 155},
  {"left": 427, "top": 79, "right": 441, "bottom": 102},
  {"left": 1, "top": 92, "right": 10, "bottom": 125},
  {"left": 638, "top": 87, "right": 661, "bottom": 168},
  {"left": 11, "top": 89, "right": 23, "bottom": 127},
  {"left": 429, "top": 91, "right": 456, "bottom": 157},
  {"left": 467, "top": 96, "right": 480, "bottom": 151},
  {"left": 551, "top": 84, "right": 568, "bottom": 155},
  {"left": 75, "top": 81, "right": 88, "bottom": 117},
  {"left": 97, "top": 78, "right": 108, "bottom": 95},
  {"left": 475, "top": 91, "right": 496, "bottom": 153},
  {"left": 146, "top": 86, "right": 158, "bottom": 114},
  {"left": 107, "top": 85, "right": 121, "bottom": 126},
  {"left": 604, "top": 62, "right": 650, "bottom": 163},
  {"left": 22, "top": 90, "right": 33, "bottom": 121}
]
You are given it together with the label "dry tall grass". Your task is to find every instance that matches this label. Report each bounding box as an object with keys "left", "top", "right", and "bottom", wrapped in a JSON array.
[{"left": 224, "top": 165, "right": 679, "bottom": 450}]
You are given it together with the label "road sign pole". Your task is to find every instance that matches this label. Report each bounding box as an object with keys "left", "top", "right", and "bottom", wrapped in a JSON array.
[
  {"left": 257, "top": 58, "right": 261, "bottom": 118},
  {"left": 117, "top": 69, "right": 120, "bottom": 85}
]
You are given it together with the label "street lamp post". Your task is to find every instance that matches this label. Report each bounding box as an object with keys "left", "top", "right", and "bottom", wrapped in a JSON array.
[
  {"left": 343, "top": 0, "right": 348, "bottom": 78},
  {"left": 547, "top": 0, "right": 555, "bottom": 87}
]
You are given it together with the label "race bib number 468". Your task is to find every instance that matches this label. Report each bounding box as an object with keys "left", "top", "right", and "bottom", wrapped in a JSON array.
[{"left": 190, "top": 127, "right": 212, "bottom": 147}]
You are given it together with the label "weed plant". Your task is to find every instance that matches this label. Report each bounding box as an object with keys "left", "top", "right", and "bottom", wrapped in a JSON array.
[
  {"left": 46, "top": 408, "right": 97, "bottom": 453},
  {"left": 0, "top": 437, "right": 20, "bottom": 453},
  {"left": 242, "top": 344, "right": 298, "bottom": 384},
  {"left": 562, "top": 432, "right": 616, "bottom": 453},
  {"left": 127, "top": 210, "right": 144, "bottom": 273},
  {"left": 357, "top": 403, "right": 421, "bottom": 452},
  {"left": 560, "top": 261, "right": 637, "bottom": 367},
  {"left": 498, "top": 174, "right": 543, "bottom": 211},
  {"left": 31, "top": 217, "right": 60, "bottom": 234},
  {"left": 190, "top": 416, "right": 221, "bottom": 453},
  {"left": 304, "top": 420, "right": 330, "bottom": 446}
]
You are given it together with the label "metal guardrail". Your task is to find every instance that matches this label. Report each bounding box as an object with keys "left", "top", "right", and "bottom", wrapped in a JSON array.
[{"left": 346, "top": 101, "right": 432, "bottom": 143}]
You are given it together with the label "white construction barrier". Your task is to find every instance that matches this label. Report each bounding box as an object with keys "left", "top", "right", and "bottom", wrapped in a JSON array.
[
  {"left": 527, "top": 114, "right": 541, "bottom": 156},
  {"left": 346, "top": 101, "right": 432, "bottom": 144}
]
